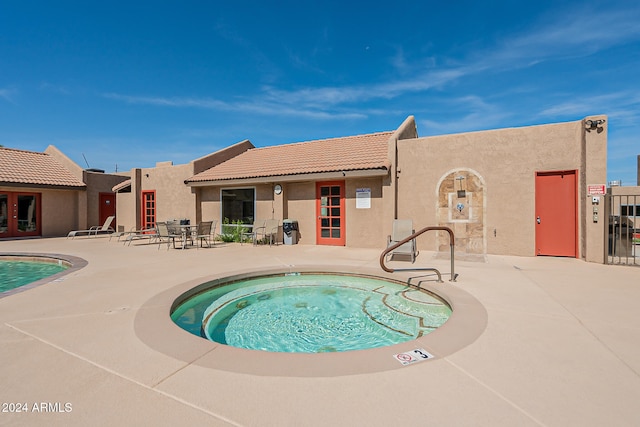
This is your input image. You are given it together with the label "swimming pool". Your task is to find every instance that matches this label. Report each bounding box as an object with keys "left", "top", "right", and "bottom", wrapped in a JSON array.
[
  {"left": 0, "top": 253, "right": 87, "bottom": 297},
  {"left": 171, "top": 273, "right": 452, "bottom": 353},
  {"left": 0, "top": 259, "right": 67, "bottom": 293}
]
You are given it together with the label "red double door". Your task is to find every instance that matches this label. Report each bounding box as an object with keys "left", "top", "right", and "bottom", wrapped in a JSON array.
[{"left": 0, "top": 192, "right": 40, "bottom": 238}]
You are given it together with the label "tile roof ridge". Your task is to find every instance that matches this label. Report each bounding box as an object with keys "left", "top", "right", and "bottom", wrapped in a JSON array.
[
  {"left": 0, "top": 146, "right": 49, "bottom": 156},
  {"left": 251, "top": 130, "right": 394, "bottom": 151}
]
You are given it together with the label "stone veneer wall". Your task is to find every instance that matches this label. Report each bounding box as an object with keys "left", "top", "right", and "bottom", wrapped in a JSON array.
[{"left": 437, "top": 169, "right": 485, "bottom": 259}]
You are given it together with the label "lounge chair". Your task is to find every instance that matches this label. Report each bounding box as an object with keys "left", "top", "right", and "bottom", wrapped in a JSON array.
[
  {"left": 67, "top": 216, "right": 115, "bottom": 238},
  {"left": 123, "top": 225, "right": 159, "bottom": 246},
  {"left": 386, "top": 219, "right": 418, "bottom": 263}
]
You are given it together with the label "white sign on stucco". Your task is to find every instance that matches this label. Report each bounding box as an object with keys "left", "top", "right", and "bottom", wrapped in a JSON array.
[
  {"left": 393, "top": 348, "right": 434, "bottom": 365},
  {"left": 356, "top": 188, "right": 371, "bottom": 209}
]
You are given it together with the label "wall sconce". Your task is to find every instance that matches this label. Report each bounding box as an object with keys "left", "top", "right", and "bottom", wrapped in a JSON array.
[
  {"left": 585, "top": 119, "right": 605, "bottom": 132},
  {"left": 145, "top": 173, "right": 149, "bottom": 178},
  {"left": 456, "top": 176, "right": 466, "bottom": 198}
]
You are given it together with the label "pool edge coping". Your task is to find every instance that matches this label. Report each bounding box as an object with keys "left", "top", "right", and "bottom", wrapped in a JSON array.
[{"left": 134, "top": 265, "right": 488, "bottom": 378}]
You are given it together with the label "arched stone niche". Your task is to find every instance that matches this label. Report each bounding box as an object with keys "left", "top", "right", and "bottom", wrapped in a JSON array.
[{"left": 436, "top": 169, "right": 486, "bottom": 260}]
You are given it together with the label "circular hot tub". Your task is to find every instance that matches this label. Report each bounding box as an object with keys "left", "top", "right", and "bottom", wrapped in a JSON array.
[
  {"left": 171, "top": 273, "right": 452, "bottom": 353},
  {"left": 136, "top": 266, "right": 488, "bottom": 377}
]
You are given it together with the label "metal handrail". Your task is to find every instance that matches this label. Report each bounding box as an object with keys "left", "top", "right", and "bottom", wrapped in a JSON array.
[{"left": 380, "top": 226, "right": 456, "bottom": 282}]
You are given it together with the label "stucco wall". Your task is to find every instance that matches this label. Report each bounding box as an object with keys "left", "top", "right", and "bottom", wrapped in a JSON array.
[
  {"left": 135, "top": 115, "right": 607, "bottom": 261},
  {"left": 284, "top": 182, "right": 315, "bottom": 245},
  {"left": 582, "top": 115, "right": 608, "bottom": 262},
  {"left": 345, "top": 177, "right": 385, "bottom": 248},
  {"left": 41, "top": 190, "right": 80, "bottom": 236},
  {"left": 196, "top": 178, "right": 384, "bottom": 247},
  {"left": 83, "top": 171, "right": 129, "bottom": 229},
  {"left": 140, "top": 163, "right": 196, "bottom": 224},
  {"left": 396, "top": 117, "right": 607, "bottom": 259},
  {"left": 115, "top": 190, "right": 136, "bottom": 233},
  {"left": 254, "top": 184, "right": 276, "bottom": 221},
  {"left": 198, "top": 186, "right": 220, "bottom": 232},
  {"left": 0, "top": 185, "right": 82, "bottom": 237}
]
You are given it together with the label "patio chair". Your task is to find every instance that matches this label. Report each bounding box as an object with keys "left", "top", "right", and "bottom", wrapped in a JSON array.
[
  {"left": 241, "top": 219, "right": 265, "bottom": 245},
  {"left": 156, "top": 221, "right": 180, "bottom": 250},
  {"left": 67, "top": 216, "right": 116, "bottom": 238},
  {"left": 258, "top": 219, "right": 280, "bottom": 246},
  {"left": 386, "top": 219, "right": 418, "bottom": 263},
  {"left": 192, "top": 220, "right": 214, "bottom": 248}
]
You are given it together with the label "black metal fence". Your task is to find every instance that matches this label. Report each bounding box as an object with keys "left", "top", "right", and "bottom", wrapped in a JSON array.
[{"left": 606, "top": 193, "right": 639, "bottom": 266}]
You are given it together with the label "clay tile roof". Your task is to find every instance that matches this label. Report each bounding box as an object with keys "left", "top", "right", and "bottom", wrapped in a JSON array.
[
  {"left": 0, "top": 147, "right": 86, "bottom": 188},
  {"left": 188, "top": 131, "right": 393, "bottom": 182},
  {"left": 112, "top": 179, "right": 131, "bottom": 192}
]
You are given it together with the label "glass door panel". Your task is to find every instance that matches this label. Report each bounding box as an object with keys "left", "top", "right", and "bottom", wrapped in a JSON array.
[
  {"left": 0, "top": 194, "right": 8, "bottom": 236},
  {"left": 0, "top": 192, "right": 40, "bottom": 237},
  {"left": 16, "top": 195, "right": 37, "bottom": 233}
]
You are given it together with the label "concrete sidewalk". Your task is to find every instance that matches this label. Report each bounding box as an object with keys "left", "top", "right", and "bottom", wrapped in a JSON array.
[{"left": 1, "top": 237, "right": 639, "bottom": 426}]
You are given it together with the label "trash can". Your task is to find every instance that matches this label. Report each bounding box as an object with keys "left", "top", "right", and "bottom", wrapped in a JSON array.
[{"left": 283, "top": 219, "right": 298, "bottom": 245}]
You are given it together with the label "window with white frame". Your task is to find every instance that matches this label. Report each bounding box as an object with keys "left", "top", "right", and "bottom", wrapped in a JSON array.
[{"left": 221, "top": 188, "right": 255, "bottom": 224}]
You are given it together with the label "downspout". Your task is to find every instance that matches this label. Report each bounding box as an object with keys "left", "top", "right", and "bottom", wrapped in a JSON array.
[{"left": 394, "top": 136, "right": 399, "bottom": 219}]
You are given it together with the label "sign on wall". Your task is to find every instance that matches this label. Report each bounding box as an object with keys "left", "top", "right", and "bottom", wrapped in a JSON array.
[
  {"left": 587, "top": 184, "right": 606, "bottom": 195},
  {"left": 356, "top": 188, "right": 371, "bottom": 209}
]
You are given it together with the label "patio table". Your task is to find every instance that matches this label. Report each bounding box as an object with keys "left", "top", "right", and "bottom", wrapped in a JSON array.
[{"left": 177, "top": 224, "right": 194, "bottom": 249}]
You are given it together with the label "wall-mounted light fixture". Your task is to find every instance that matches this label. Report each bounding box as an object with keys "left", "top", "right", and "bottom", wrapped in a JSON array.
[
  {"left": 145, "top": 173, "right": 150, "bottom": 178},
  {"left": 456, "top": 176, "right": 466, "bottom": 198},
  {"left": 585, "top": 119, "right": 606, "bottom": 132}
]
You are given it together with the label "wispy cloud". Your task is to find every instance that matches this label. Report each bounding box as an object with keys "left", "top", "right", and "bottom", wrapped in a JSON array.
[
  {"left": 268, "top": 5, "right": 640, "bottom": 110},
  {"left": 103, "top": 93, "right": 228, "bottom": 109},
  {"left": 419, "top": 95, "right": 511, "bottom": 134},
  {"left": 474, "top": 6, "right": 640, "bottom": 73},
  {"left": 102, "top": 92, "right": 365, "bottom": 120},
  {"left": 0, "top": 87, "right": 16, "bottom": 102},
  {"left": 39, "top": 82, "right": 70, "bottom": 95},
  {"left": 102, "top": 4, "right": 640, "bottom": 123},
  {"left": 538, "top": 90, "right": 640, "bottom": 126}
]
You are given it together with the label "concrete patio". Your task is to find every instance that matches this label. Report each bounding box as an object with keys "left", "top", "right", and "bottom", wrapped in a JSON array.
[{"left": 1, "top": 236, "right": 639, "bottom": 426}]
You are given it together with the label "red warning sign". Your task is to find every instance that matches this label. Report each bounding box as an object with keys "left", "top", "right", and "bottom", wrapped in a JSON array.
[{"left": 587, "top": 185, "right": 606, "bottom": 195}]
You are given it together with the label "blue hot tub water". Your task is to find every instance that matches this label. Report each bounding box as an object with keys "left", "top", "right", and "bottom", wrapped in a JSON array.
[{"left": 171, "top": 274, "right": 451, "bottom": 353}]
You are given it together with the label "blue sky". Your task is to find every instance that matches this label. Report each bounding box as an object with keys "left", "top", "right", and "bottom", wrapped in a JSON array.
[{"left": 1, "top": 1, "right": 639, "bottom": 185}]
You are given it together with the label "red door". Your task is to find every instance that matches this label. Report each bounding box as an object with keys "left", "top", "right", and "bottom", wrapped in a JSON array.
[
  {"left": 535, "top": 171, "right": 577, "bottom": 257},
  {"left": 141, "top": 190, "right": 156, "bottom": 230},
  {"left": 99, "top": 193, "right": 116, "bottom": 228},
  {"left": 316, "top": 181, "right": 345, "bottom": 246},
  {"left": 0, "top": 192, "right": 41, "bottom": 238}
]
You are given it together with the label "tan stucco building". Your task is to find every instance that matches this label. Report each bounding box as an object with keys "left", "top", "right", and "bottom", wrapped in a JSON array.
[
  {"left": 113, "top": 115, "right": 609, "bottom": 263},
  {"left": 0, "top": 145, "right": 127, "bottom": 238}
]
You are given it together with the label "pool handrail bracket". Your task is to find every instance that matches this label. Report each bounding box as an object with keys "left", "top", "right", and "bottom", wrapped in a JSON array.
[{"left": 380, "top": 226, "right": 456, "bottom": 282}]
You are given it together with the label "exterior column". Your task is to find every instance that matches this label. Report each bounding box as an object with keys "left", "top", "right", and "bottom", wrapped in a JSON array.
[{"left": 582, "top": 115, "right": 608, "bottom": 263}]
